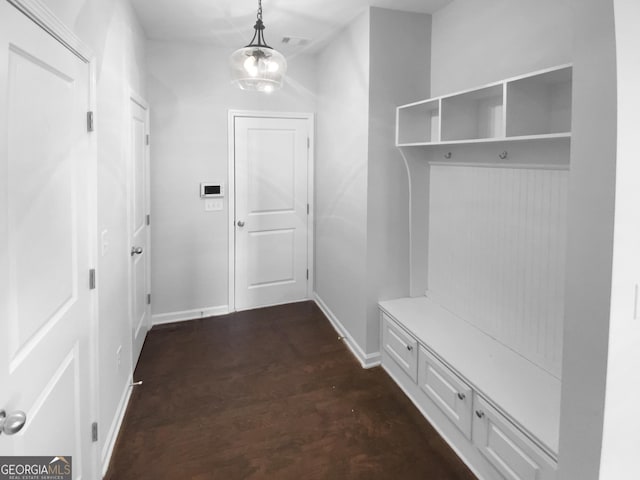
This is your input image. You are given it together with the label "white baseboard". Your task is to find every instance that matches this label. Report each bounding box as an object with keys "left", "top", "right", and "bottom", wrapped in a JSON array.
[
  {"left": 314, "top": 293, "right": 381, "bottom": 369},
  {"left": 151, "top": 305, "right": 229, "bottom": 326},
  {"left": 101, "top": 381, "right": 133, "bottom": 477}
]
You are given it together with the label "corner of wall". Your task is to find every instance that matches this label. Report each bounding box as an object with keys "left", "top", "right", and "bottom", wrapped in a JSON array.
[
  {"left": 557, "top": 0, "right": 617, "bottom": 478},
  {"left": 314, "top": 7, "right": 371, "bottom": 355},
  {"left": 364, "top": 8, "right": 432, "bottom": 355},
  {"left": 314, "top": 293, "right": 381, "bottom": 369}
]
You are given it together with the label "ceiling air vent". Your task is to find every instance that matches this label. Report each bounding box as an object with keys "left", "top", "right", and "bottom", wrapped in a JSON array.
[{"left": 281, "top": 36, "right": 311, "bottom": 47}]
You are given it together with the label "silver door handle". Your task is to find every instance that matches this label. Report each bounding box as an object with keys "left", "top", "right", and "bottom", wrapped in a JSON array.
[
  {"left": 0, "top": 410, "right": 27, "bottom": 435},
  {"left": 131, "top": 246, "right": 143, "bottom": 256},
  {"left": 237, "top": 221, "right": 245, "bottom": 227}
]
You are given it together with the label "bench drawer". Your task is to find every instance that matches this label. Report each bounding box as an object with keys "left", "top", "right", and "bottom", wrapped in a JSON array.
[
  {"left": 473, "top": 396, "right": 557, "bottom": 480},
  {"left": 419, "top": 346, "right": 473, "bottom": 439},
  {"left": 382, "top": 313, "right": 418, "bottom": 382}
]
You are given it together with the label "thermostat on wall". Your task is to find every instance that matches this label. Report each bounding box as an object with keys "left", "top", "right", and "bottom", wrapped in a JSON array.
[{"left": 200, "top": 183, "right": 224, "bottom": 198}]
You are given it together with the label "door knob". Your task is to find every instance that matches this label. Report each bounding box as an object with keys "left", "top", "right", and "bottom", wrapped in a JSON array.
[
  {"left": 237, "top": 220, "right": 245, "bottom": 227},
  {"left": 131, "top": 246, "right": 143, "bottom": 256},
  {"left": 0, "top": 410, "right": 27, "bottom": 435}
]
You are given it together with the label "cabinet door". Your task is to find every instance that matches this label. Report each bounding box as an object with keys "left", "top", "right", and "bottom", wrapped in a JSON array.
[
  {"left": 381, "top": 313, "right": 418, "bottom": 382},
  {"left": 472, "top": 396, "right": 557, "bottom": 480},
  {"left": 418, "top": 347, "right": 473, "bottom": 439}
]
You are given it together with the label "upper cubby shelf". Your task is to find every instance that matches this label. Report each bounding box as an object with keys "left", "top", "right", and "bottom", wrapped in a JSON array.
[{"left": 396, "top": 64, "right": 572, "bottom": 147}]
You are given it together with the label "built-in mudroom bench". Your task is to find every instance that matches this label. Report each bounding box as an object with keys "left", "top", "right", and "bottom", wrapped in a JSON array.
[
  {"left": 379, "top": 297, "right": 560, "bottom": 480},
  {"left": 381, "top": 64, "right": 572, "bottom": 480}
]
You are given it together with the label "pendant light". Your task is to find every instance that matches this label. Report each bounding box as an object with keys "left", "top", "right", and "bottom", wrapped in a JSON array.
[{"left": 230, "top": 0, "right": 287, "bottom": 93}]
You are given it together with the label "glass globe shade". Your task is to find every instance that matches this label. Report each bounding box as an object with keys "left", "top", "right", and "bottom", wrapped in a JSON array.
[{"left": 230, "top": 46, "right": 287, "bottom": 92}]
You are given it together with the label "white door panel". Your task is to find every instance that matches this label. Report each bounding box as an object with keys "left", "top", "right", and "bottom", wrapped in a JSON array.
[
  {"left": 235, "top": 116, "right": 309, "bottom": 310},
  {"left": 248, "top": 229, "right": 296, "bottom": 285},
  {"left": 0, "top": 2, "right": 95, "bottom": 477},
  {"left": 130, "top": 97, "right": 150, "bottom": 368}
]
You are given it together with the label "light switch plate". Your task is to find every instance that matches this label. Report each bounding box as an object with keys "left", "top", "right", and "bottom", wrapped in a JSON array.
[
  {"left": 101, "top": 229, "right": 109, "bottom": 256},
  {"left": 205, "top": 198, "right": 223, "bottom": 211}
]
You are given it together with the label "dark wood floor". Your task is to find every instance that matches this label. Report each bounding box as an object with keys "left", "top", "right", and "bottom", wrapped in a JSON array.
[{"left": 105, "top": 301, "right": 476, "bottom": 480}]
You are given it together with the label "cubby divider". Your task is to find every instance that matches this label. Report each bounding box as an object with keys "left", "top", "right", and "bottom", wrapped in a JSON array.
[{"left": 396, "top": 64, "right": 572, "bottom": 148}]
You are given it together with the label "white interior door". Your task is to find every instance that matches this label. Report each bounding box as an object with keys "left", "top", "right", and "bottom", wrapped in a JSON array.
[
  {"left": 234, "top": 115, "right": 310, "bottom": 311},
  {"left": 129, "top": 96, "right": 150, "bottom": 369},
  {"left": 0, "top": 1, "right": 95, "bottom": 477}
]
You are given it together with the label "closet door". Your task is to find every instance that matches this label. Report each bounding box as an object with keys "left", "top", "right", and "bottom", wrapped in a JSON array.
[
  {"left": 129, "top": 95, "right": 150, "bottom": 369},
  {"left": 0, "top": 2, "right": 96, "bottom": 477},
  {"left": 233, "top": 115, "right": 311, "bottom": 311}
]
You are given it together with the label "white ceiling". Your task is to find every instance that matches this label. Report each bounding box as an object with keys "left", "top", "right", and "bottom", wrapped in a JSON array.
[{"left": 130, "top": 0, "right": 452, "bottom": 54}]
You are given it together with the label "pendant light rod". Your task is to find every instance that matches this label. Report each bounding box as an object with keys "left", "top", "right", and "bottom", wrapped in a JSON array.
[{"left": 246, "top": 0, "right": 272, "bottom": 49}]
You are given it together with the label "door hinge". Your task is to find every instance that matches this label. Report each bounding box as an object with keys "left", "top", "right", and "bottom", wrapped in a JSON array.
[
  {"left": 147, "top": 293, "right": 151, "bottom": 305},
  {"left": 146, "top": 134, "right": 150, "bottom": 146},
  {"left": 307, "top": 204, "right": 309, "bottom": 215},
  {"left": 307, "top": 137, "right": 310, "bottom": 149},
  {"left": 146, "top": 214, "right": 151, "bottom": 226},
  {"left": 87, "top": 111, "right": 94, "bottom": 132},
  {"left": 89, "top": 269, "right": 96, "bottom": 290},
  {"left": 91, "top": 422, "right": 98, "bottom": 442},
  {"left": 306, "top": 269, "right": 309, "bottom": 280}
]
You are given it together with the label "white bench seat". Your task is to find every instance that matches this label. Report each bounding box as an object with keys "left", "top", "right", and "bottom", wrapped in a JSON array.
[{"left": 379, "top": 296, "right": 560, "bottom": 457}]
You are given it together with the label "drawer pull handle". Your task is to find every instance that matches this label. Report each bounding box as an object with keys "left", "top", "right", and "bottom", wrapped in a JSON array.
[
  {"left": 457, "top": 392, "right": 466, "bottom": 401},
  {"left": 475, "top": 410, "right": 485, "bottom": 419},
  {"left": 406, "top": 345, "right": 413, "bottom": 352}
]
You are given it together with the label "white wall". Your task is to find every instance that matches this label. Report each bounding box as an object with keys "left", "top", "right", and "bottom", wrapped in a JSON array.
[
  {"left": 315, "top": 8, "right": 432, "bottom": 362},
  {"left": 315, "top": 10, "right": 370, "bottom": 353},
  {"left": 146, "top": 41, "right": 316, "bottom": 321},
  {"left": 597, "top": 1, "right": 640, "bottom": 478},
  {"left": 427, "top": 165, "right": 568, "bottom": 377},
  {"left": 40, "top": 0, "right": 147, "bottom": 472},
  {"left": 557, "top": 1, "right": 618, "bottom": 478},
  {"left": 430, "top": 0, "right": 572, "bottom": 96},
  {"left": 366, "top": 8, "right": 430, "bottom": 353},
  {"left": 95, "top": 3, "right": 147, "bottom": 470}
]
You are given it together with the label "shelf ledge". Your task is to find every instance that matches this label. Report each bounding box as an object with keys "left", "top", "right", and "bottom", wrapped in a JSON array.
[{"left": 397, "top": 132, "right": 571, "bottom": 148}]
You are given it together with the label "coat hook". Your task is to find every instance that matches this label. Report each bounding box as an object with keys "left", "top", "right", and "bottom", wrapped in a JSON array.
[
  {"left": 444, "top": 152, "right": 452, "bottom": 159},
  {"left": 498, "top": 151, "right": 508, "bottom": 160}
]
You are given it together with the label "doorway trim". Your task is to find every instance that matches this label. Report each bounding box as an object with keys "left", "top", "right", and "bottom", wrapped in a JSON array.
[{"left": 227, "top": 110, "right": 315, "bottom": 312}]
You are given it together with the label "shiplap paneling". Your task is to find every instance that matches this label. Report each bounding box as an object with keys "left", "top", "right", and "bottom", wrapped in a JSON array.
[{"left": 427, "top": 164, "right": 568, "bottom": 377}]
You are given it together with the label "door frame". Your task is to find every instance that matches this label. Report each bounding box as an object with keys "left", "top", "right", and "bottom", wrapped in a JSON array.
[
  {"left": 227, "top": 110, "right": 315, "bottom": 312},
  {"left": 5, "top": 0, "right": 99, "bottom": 476},
  {"left": 128, "top": 90, "right": 151, "bottom": 370}
]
